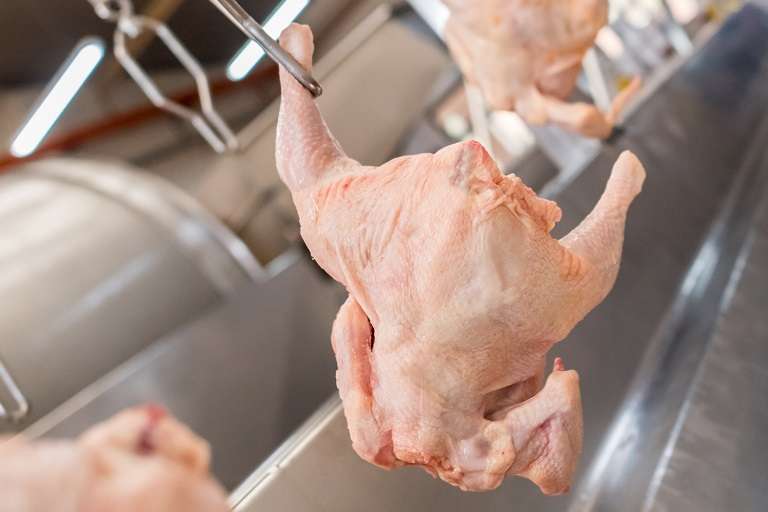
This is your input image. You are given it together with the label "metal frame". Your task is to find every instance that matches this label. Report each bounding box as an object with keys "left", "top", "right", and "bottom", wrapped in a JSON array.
[
  {"left": 88, "top": 0, "right": 240, "bottom": 153},
  {"left": 114, "top": 16, "right": 240, "bottom": 153},
  {"left": 0, "top": 359, "right": 29, "bottom": 423}
]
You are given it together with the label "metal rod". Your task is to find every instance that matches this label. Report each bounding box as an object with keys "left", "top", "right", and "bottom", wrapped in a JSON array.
[
  {"left": 583, "top": 48, "right": 612, "bottom": 112},
  {"left": 658, "top": 0, "right": 694, "bottom": 56},
  {"left": 0, "top": 358, "right": 29, "bottom": 423},
  {"left": 465, "top": 83, "right": 497, "bottom": 163},
  {"left": 209, "top": 0, "right": 323, "bottom": 97}
]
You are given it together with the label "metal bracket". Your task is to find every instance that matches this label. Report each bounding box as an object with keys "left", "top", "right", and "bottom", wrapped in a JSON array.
[
  {"left": 89, "top": 0, "right": 239, "bottom": 153},
  {"left": 114, "top": 16, "right": 240, "bottom": 153},
  {"left": 658, "top": 0, "right": 695, "bottom": 55},
  {"left": 583, "top": 48, "right": 613, "bottom": 112},
  {"left": 0, "top": 359, "right": 29, "bottom": 423},
  {"left": 464, "top": 83, "right": 497, "bottom": 161}
]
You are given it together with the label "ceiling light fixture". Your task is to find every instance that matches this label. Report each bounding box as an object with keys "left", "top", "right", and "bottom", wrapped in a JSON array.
[
  {"left": 407, "top": 0, "right": 450, "bottom": 37},
  {"left": 10, "top": 38, "right": 105, "bottom": 158},
  {"left": 226, "top": 0, "right": 310, "bottom": 82}
]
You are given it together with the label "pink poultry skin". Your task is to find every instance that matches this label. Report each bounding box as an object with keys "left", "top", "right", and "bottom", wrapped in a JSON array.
[
  {"left": 277, "top": 24, "right": 645, "bottom": 493},
  {"left": 0, "top": 407, "right": 229, "bottom": 512},
  {"left": 444, "top": 0, "right": 641, "bottom": 139}
]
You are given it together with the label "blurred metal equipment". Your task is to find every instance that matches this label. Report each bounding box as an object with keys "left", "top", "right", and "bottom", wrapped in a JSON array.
[
  {"left": 642, "top": 177, "right": 768, "bottom": 511},
  {"left": 464, "top": 84, "right": 495, "bottom": 159},
  {"left": 0, "top": 158, "right": 262, "bottom": 432},
  {"left": 89, "top": 0, "right": 240, "bottom": 153},
  {"left": 27, "top": 254, "right": 343, "bottom": 491},
  {"left": 0, "top": 360, "right": 28, "bottom": 422},
  {"left": 231, "top": 3, "right": 768, "bottom": 510},
  {"left": 208, "top": 0, "right": 323, "bottom": 97},
  {"left": 582, "top": 49, "right": 613, "bottom": 111},
  {"left": 659, "top": 0, "right": 695, "bottom": 55},
  {"left": 104, "top": 0, "right": 185, "bottom": 76}
]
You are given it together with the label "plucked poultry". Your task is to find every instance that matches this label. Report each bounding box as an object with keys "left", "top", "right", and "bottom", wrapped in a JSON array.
[
  {"left": 277, "top": 24, "right": 645, "bottom": 493},
  {"left": 443, "top": 0, "right": 641, "bottom": 139},
  {"left": 0, "top": 406, "right": 229, "bottom": 512}
]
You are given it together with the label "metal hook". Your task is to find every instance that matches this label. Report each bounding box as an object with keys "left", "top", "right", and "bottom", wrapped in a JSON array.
[
  {"left": 113, "top": 15, "right": 240, "bottom": 153},
  {"left": 88, "top": 0, "right": 133, "bottom": 22},
  {"left": 208, "top": 0, "right": 323, "bottom": 97}
]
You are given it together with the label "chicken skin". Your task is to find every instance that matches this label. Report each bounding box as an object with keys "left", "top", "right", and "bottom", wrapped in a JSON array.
[
  {"left": 0, "top": 406, "right": 229, "bottom": 512},
  {"left": 277, "top": 24, "right": 645, "bottom": 493},
  {"left": 444, "top": 0, "right": 640, "bottom": 139}
]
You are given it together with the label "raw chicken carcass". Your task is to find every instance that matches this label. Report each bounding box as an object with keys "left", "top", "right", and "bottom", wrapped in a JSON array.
[
  {"left": 0, "top": 406, "right": 229, "bottom": 512},
  {"left": 443, "top": 0, "right": 641, "bottom": 139},
  {"left": 277, "top": 24, "right": 645, "bottom": 493}
]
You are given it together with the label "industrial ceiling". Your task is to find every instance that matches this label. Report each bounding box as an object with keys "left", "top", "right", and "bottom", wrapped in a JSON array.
[{"left": 0, "top": 0, "right": 281, "bottom": 85}]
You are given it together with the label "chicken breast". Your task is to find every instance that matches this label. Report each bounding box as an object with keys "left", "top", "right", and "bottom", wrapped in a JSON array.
[{"left": 277, "top": 24, "right": 645, "bottom": 493}]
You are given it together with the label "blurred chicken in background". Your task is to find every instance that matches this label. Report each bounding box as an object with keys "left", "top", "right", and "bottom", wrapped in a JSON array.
[
  {"left": 0, "top": 406, "right": 229, "bottom": 512},
  {"left": 443, "top": 0, "right": 641, "bottom": 139}
]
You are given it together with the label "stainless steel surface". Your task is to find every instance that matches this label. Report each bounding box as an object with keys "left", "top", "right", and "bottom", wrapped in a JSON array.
[
  {"left": 87, "top": 0, "right": 132, "bottom": 22},
  {"left": 648, "top": 178, "right": 768, "bottom": 512},
  {"left": 232, "top": 4, "right": 768, "bottom": 510},
  {"left": 208, "top": 0, "right": 323, "bottom": 97},
  {"left": 658, "top": 0, "right": 695, "bottom": 56},
  {"left": 571, "top": 96, "right": 768, "bottom": 511},
  {"left": 0, "top": 158, "right": 261, "bottom": 432},
  {"left": 29, "top": 255, "right": 344, "bottom": 491}
]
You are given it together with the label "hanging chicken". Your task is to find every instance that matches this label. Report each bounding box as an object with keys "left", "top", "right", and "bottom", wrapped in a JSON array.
[
  {"left": 276, "top": 24, "right": 645, "bottom": 493},
  {"left": 443, "top": 0, "right": 640, "bottom": 139}
]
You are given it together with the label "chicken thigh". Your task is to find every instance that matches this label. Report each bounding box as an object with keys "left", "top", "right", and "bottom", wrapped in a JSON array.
[
  {"left": 443, "top": 0, "right": 641, "bottom": 139},
  {"left": 277, "top": 24, "right": 645, "bottom": 493},
  {"left": 0, "top": 406, "right": 228, "bottom": 512}
]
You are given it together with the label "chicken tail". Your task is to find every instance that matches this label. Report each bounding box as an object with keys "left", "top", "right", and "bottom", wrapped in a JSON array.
[{"left": 276, "top": 24, "right": 347, "bottom": 192}]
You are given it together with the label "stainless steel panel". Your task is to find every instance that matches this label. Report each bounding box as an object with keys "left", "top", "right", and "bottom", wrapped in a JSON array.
[
  {"left": 0, "top": 158, "right": 261, "bottom": 433},
  {"left": 648, "top": 181, "right": 768, "bottom": 511},
  {"left": 233, "top": 4, "right": 768, "bottom": 510},
  {"left": 571, "top": 92, "right": 768, "bottom": 512},
  {"left": 28, "top": 255, "right": 345, "bottom": 491}
]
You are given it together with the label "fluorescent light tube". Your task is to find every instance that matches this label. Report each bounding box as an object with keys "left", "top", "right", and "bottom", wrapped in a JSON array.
[
  {"left": 10, "top": 38, "right": 105, "bottom": 158},
  {"left": 407, "top": 0, "right": 450, "bottom": 37},
  {"left": 226, "top": 0, "right": 310, "bottom": 82}
]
